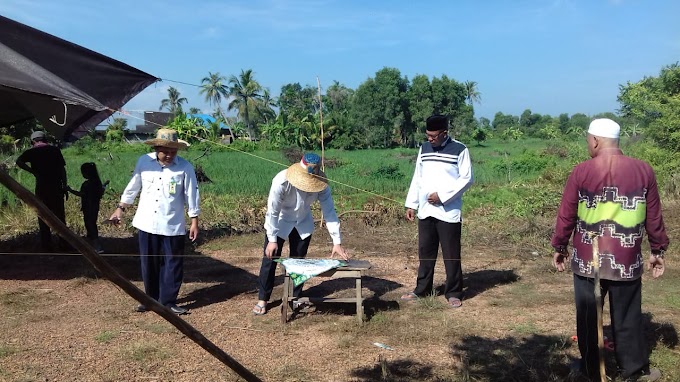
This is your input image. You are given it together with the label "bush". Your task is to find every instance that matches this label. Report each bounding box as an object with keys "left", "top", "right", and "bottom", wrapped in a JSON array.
[
  {"left": 228, "top": 139, "right": 258, "bottom": 153},
  {"left": 0, "top": 134, "right": 16, "bottom": 153},
  {"left": 370, "top": 163, "right": 404, "bottom": 180},
  {"left": 492, "top": 151, "right": 555, "bottom": 177},
  {"left": 69, "top": 135, "right": 102, "bottom": 155}
]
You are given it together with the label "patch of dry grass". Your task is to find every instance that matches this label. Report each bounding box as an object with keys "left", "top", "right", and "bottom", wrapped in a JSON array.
[
  {"left": 1, "top": 199, "right": 679, "bottom": 381},
  {"left": 0, "top": 288, "right": 52, "bottom": 314},
  {"left": 121, "top": 341, "right": 171, "bottom": 363}
]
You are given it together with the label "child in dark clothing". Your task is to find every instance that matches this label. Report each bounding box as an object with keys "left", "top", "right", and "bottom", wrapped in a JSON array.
[{"left": 68, "top": 162, "right": 106, "bottom": 253}]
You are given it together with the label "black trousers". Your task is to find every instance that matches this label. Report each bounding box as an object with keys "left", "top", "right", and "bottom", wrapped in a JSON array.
[
  {"left": 413, "top": 217, "right": 463, "bottom": 300},
  {"left": 35, "top": 187, "right": 66, "bottom": 249},
  {"left": 257, "top": 228, "right": 311, "bottom": 301},
  {"left": 138, "top": 231, "right": 185, "bottom": 306},
  {"left": 83, "top": 206, "right": 99, "bottom": 240},
  {"left": 574, "top": 274, "right": 649, "bottom": 379}
]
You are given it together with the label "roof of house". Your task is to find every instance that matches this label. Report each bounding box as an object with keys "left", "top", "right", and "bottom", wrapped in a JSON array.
[{"left": 188, "top": 113, "right": 232, "bottom": 131}]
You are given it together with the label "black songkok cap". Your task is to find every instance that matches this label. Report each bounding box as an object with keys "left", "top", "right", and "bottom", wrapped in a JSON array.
[{"left": 426, "top": 115, "right": 448, "bottom": 131}]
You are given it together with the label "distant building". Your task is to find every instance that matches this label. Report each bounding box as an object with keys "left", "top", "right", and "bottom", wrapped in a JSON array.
[{"left": 126, "top": 111, "right": 174, "bottom": 141}]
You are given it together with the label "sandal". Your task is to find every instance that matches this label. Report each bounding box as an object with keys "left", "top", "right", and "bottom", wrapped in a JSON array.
[
  {"left": 252, "top": 303, "right": 267, "bottom": 315},
  {"left": 447, "top": 297, "right": 463, "bottom": 308},
  {"left": 400, "top": 292, "right": 419, "bottom": 301}
]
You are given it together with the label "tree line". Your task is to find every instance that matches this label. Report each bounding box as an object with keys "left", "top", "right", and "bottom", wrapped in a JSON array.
[{"left": 2, "top": 63, "right": 678, "bottom": 152}]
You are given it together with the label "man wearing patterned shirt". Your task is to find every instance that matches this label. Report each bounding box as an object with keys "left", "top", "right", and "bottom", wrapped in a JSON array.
[
  {"left": 109, "top": 129, "right": 200, "bottom": 315},
  {"left": 401, "top": 114, "right": 474, "bottom": 309},
  {"left": 552, "top": 118, "right": 668, "bottom": 382}
]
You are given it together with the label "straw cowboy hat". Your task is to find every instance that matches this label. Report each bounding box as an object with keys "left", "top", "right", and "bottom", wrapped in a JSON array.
[
  {"left": 286, "top": 153, "right": 328, "bottom": 193},
  {"left": 144, "top": 128, "right": 190, "bottom": 149}
]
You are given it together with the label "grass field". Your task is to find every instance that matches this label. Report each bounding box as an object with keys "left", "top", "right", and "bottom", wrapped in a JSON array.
[
  {"left": 1, "top": 138, "right": 583, "bottom": 236},
  {"left": 1, "top": 137, "right": 679, "bottom": 381}
]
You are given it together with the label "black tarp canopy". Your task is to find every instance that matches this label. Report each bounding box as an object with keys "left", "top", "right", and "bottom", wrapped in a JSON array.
[{"left": 0, "top": 15, "right": 159, "bottom": 141}]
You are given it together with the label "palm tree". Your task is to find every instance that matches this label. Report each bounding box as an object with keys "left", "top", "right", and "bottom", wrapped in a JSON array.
[
  {"left": 199, "top": 72, "right": 228, "bottom": 119},
  {"left": 228, "top": 69, "right": 263, "bottom": 138},
  {"left": 188, "top": 107, "right": 201, "bottom": 115},
  {"left": 257, "top": 88, "right": 277, "bottom": 124},
  {"left": 159, "top": 86, "right": 188, "bottom": 116},
  {"left": 464, "top": 80, "right": 482, "bottom": 106}
]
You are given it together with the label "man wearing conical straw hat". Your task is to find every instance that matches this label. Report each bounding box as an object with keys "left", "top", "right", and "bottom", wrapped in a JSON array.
[
  {"left": 552, "top": 118, "right": 668, "bottom": 381},
  {"left": 109, "top": 128, "right": 199, "bottom": 316},
  {"left": 253, "top": 153, "right": 349, "bottom": 315}
]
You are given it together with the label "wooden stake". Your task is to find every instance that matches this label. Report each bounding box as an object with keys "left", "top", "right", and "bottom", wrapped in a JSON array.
[
  {"left": 316, "top": 76, "right": 325, "bottom": 172},
  {"left": 317, "top": 76, "right": 325, "bottom": 227},
  {"left": 0, "top": 168, "right": 262, "bottom": 382},
  {"left": 591, "top": 235, "right": 606, "bottom": 382}
]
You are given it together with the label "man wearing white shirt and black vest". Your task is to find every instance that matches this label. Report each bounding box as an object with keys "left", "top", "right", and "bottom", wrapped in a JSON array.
[
  {"left": 109, "top": 129, "right": 200, "bottom": 315},
  {"left": 401, "top": 115, "right": 474, "bottom": 308},
  {"left": 253, "top": 153, "right": 349, "bottom": 315}
]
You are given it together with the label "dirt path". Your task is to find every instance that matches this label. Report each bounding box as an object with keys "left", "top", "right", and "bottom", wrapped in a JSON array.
[{"left": 1, "top": 219, "right": 678, "bottom": 382}]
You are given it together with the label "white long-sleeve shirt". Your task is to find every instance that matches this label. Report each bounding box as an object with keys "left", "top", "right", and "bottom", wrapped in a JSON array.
[
  {"left": 264, "top": 170, "right": 341, "bottom": 244},
  {"left": 120, "top": 152, "right": 200, "bottom": 236},
  {"left": 405, "top": 137, "right": 474, "bottom": 223}
]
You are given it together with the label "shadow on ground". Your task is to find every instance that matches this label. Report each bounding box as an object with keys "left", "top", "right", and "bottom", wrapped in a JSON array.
[
  {"left": 1, "top": 233, "right": 257, "bottom": 311},
  {"left": 287, "top": 275, "right": 403, "bottom": 321},
  {"left": 0, "top": 232, "right": 140, "bottom": 280},
  {"left": 431, "top": 269, "right": 519, "bottom": 301},
  {"left": 451, "top": 334, "right": 574, "bottom": 381},
  {"left": 437, "top": 313, "right": 678, "bottom": 382},
  {"left": 178, "top": 255, "right": 259, "bottom": 310},
  {"left": 642, "top": 312, "right": 679, "bottom": 350},
  {"left": 350, "top": 358, "right": 437, "bottom": 382}
]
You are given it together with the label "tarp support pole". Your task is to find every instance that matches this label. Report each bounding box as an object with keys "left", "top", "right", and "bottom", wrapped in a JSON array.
[{"left": 0, "top": 168, "right": 262, "bottom": 382}]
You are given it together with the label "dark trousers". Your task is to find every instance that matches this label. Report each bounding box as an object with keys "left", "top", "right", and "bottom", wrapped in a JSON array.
[
  {"left": 83, "top": 206, "right": 99, "bottom": 240},
  {"left": 138, "top": 231, "right": 185, "bottom": 306},
  {"left": 35, "top": 188, "right": 65, "bottom": 249},
  {"left": 574, "top": 274, "right": 649, "bottom": 379},
  {"left": 413, "top": 218, "right": 463, "bottom": 300},
  {"left": 257, "top": 228, "right": 311, "bottom": 301}
]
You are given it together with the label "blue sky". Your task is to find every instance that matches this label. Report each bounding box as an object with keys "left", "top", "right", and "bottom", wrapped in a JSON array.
[{"left": 2, "top": 0, "right": 679, "bottom": 123}]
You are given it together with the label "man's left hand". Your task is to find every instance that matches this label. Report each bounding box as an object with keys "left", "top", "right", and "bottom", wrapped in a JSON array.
[
  {"left": 427, "top": 192, "right": 441, "bottom": 205},
  {"left": 188, "top": 221, "right": 199, "bottom": 242},
  {"left": 647, "top": 255, "right": 665, "bottom": 278},
  {"left": 330, "top": 244, "right": 350, "bottom": 261}
]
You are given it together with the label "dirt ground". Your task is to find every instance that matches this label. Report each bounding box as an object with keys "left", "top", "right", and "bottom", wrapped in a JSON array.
[{"left": 1, "top": 217, "right": 678, "bottom": 382}]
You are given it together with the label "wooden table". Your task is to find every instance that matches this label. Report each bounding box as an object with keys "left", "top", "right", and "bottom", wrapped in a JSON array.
[{"left": 281, "top": 259, "right": 372, "bottom": 324}]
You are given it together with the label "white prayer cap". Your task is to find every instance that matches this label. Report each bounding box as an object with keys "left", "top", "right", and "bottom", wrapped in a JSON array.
[{"left": 588, "top": 118, "right": 620, "bottom": 139}]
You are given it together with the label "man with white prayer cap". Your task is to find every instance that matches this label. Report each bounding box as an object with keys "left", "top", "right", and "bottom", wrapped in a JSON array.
[{"left": 552, "top": 118, "right": 668, "bottom": 381}]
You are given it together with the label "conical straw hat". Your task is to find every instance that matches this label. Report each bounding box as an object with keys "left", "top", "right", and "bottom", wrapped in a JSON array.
[{"left": 286, "top": 153, "right": 328, "bottom": 193}]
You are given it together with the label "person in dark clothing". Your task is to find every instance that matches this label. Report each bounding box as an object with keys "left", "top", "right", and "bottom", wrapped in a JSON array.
[
  {"left": 68, "top": 162, "right": 106, "bottom": 253},
  {"left": 16, "top": 131, "right": 68, "bottom": 252}
]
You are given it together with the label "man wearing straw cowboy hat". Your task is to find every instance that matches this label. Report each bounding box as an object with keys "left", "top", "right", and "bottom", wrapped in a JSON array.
[
  {"left": 253, "top": 152, "right": 349, "bottom": 315},
  {"left": 552, "top": 118, "right": 668, "bottom": 381},
  {"left": 109, "top": 128, "right": 200, "bottom": 315}
]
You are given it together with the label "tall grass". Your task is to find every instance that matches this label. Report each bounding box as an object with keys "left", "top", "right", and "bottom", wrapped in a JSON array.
[{"left": 2, "top": 137, "right": 678, "bottom": 240}]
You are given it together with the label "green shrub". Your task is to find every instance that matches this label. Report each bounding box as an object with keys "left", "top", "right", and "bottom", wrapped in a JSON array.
[
  {"left": 228, "top": 139, "right": 258, "bottom": 152},
  {"left": 370, "top": 163, "right": 404, "bottom": 180}
]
